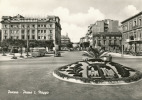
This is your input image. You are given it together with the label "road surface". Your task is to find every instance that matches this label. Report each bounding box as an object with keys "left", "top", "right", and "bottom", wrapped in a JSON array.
[{"left": 0, "top": 51, "right": 142, "bottom": 100}]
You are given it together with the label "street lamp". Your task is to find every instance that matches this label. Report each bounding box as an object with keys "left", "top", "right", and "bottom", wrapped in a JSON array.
[
  {"left": 121, "top": 42, "right": 124, "bottom": 57},
  {"left": 11, "top": 30, "right": 17, "bottom": 59},
  {"left": 26, "top": 32, "right": 30, "bottom": 57},
  {"left": 121, "top": 36, "right": 124, "bottom": 57}
]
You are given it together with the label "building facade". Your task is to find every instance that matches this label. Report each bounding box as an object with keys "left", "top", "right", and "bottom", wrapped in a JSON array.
[
  {"left": 92, "top": 19, "right": 119, "bottom": 33},
  {"left": 79, "top": 36, "right": 90, "bottom": 50},
  {"left": 121, "top": 12, "right": 142, "bottom": 55},
  {"left": 93, "top": 32, "right": 122, "bottom": 52},
  {"left": 61, "top": 34, "right": 71, "bottom": 50},
  {"left": 86, "top": 19, "right": 122, "bottom": 52},
  {"left": 1, "top": 14, "right": 61, "bottom": 49}
]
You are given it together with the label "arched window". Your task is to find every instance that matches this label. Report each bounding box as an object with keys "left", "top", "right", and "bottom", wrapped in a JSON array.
[
  {"left": 134, "top": 32, "right": 136, "bottom": 38},
  {"left": 129, "top": 22, "right": 132, "bottom": 30},
  {"left": 139, "top": 19, "right": 141, "bottom": 26},
  {"left": 134, "top": 20, "right": 137, "bottom": 26}
]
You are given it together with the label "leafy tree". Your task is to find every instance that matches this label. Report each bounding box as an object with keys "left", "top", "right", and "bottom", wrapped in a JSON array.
[
  {"left": 45, "top": 40, "right": 54, "bottom": 49},
  {"left": 83, "top": 42, "right": 90, "bottom": 48},
  {"left": 17, "top": 40, "right": 25, "bottom": 57},
  {"left": 83, "top": 46, "right": 108, "bottom": 59},
  {"left": 1, "top": 40, "right": 9, "bottom": 56},
  {"left": 66, "top": 42, "right": 73, "bottom": 48}
]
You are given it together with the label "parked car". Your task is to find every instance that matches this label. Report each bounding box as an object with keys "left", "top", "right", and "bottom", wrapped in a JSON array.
[{"left": 31, "top": 47, "right": 46, "bottom": 57}]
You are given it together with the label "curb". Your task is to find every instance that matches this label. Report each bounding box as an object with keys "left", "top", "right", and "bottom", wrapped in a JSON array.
[{"left": 108, "top": 53, "right": 142, "bottom": 59}]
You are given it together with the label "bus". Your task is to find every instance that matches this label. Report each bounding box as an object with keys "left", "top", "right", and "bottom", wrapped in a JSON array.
[{"left": 31, "top": 47, "right": 46, "bottom": 57}]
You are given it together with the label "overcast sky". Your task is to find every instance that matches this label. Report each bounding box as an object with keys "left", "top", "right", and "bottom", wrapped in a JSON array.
[{"left": 0, "top": 0, "right": 142, "bottom": 42}]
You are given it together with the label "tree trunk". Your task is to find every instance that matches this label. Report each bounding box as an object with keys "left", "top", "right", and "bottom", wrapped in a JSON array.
[{"left": 2, "top": 48, "right": 6, "bottom": 56}]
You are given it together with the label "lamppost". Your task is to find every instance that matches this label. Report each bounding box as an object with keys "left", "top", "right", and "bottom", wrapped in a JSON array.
[
  {"left": 26, "top": 32, "right": 29, "bottom": 57},
  {"left": 121, "top": 36, "right": 124, "bottom": 57},
  {"left": 121, "top": 41, "right": 124, "bottom": 57},
  {"left": 11, "top": 30, "right": 17, "bottom": 59}
]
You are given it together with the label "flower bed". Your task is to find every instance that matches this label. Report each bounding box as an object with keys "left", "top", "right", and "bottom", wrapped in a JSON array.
[{"left": 53, "top": 59, "right": 142, "bottom": 85}]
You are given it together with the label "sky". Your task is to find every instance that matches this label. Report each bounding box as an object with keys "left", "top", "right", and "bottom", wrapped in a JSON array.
[{"left": 0, "top": 0, "right": 142, "bottom": 42}]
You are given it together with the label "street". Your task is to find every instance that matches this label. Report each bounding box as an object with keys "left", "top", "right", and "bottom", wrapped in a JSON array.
[{"left": 0, "top": 51, "right": 142, "bottom": 100}]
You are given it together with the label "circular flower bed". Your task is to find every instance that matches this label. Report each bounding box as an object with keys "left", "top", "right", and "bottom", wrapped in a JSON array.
[{"left": 53, "top": 59, "right": 142, "bottom": 85}]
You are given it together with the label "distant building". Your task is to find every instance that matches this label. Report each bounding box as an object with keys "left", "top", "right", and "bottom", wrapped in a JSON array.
[
  {"left": 93, "top": 32, "right": 122, "bottom": 52},
  {"left": 121, "top": 11, "right": 142, "bottom": 55},
  {"left": 79, "top": 36, "right": 90, "bottom": 50},
  {"left": 61, "top": 34, "right": 71, "bottom": 50},
  {"left": 73, "top": 42, "right": 79, "bottom": 48},
  {"left": 1, "top": 14, "right": 62, "bottom": 49},
  {"left": 86, "top": 19, "right": 122, "bottom": 52}
]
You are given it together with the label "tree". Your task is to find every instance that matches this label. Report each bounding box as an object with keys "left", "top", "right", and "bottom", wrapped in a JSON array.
[
  {"left": 45, "top": 40, "right": 54, "bottom": 49},
  {"left": 1, "top": 40, "right": 9, "bottom": 56},
  {"left": 66, "top": 42, "right": 73, "bottom": 49},
  {"left": 82, "top": 46, "right": 108, "bottom": 60},
  {"left": 17, "top": 40, "right": 25, "bottom": 57},
  {"left": 81, "top": 42, "right": 90, "bottom": 50},
  {"left": 1, "top": 39, "right": 25, "bottom": 58}
]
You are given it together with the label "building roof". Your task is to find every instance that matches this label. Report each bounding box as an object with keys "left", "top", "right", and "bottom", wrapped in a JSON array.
[
  {"left": 61, "top": 35, "right": 70, "bottom": 39},
  {"left": 1, "top": 14, "right": 62, "bottom": 29},
  {"left": 1, "top": 14, "right": 60, "bottom": 23},
  {"left": 121, "top": 11, "right": 142, "bottom": 23}
]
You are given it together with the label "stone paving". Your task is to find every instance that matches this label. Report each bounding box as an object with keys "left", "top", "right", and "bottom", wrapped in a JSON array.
[{"left": 0, "top": 51, "right": 142, "bottom": 100}]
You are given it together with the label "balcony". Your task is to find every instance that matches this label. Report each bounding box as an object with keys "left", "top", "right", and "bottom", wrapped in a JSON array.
[
  {"left": 132, "top": 25, "right": 139, "bottom": 29},
  {"left": 125, "top": 38, "right": 142, "bottom": 43},
  {"left": 134, "top": 38, "right": 142, "bottom": 41}
]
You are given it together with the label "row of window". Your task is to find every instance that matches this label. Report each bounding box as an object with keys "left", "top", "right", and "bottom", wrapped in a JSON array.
[
  {"left": 4, "top": 32, "right": 53, "bottom": 37},
  {"left": 124, "top": 31, "right": 142, "bottom": 39},
  {"left": 123, "top": 18, "right": 142, "bottom": 31},
  {"left": 97, "top": 40, "right": 121, "bottom": 45},
  {"left": 97, "top": 36, "right": 122, "bottom": 39},
  {"left": 3, "top": 24, "right": 53, "bottom": 28},
  {"left": 3, "top": 35, "right": 53, "bottom": 40},
  {"left": 3, "top": 29, "right": 53, "bottom": 35}
]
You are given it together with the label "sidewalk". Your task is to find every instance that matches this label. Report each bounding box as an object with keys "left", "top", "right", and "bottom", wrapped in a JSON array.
[
  {"left": 0, "top": 53, "right": 32, "bottom": 61},
  {"left": 108, "top": 52, "right": 142, "bottom": 58}
]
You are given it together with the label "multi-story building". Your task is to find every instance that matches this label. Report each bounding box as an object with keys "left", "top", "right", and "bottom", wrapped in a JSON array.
[
  {"left": 93, "top": 32, "right": 122, "bottom": 52},
  {"left": 92, "top": 19, "right": 119, "bottom": 33},
  {"left": 121, "top": 11, "right": 142, "bottom": 55},
  {"left": 61, "top": 34, "right": 71, "bottom": 50},
  {"left": 87, "top": 19, "right": 122, "bottom": 52},
  {"left": 86, "top": 24, "right": 94, "bottom": 46},
  {"left": 1, "top": 14, "right": 61, "bottom": 49}
]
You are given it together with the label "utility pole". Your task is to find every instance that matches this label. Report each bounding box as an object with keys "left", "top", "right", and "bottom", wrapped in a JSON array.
[{"left": 26, "top": 33, "right": 29, "bottom": 57}]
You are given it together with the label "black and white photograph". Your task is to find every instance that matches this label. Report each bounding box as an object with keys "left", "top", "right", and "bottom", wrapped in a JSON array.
[{"left": 0, "top": 0, "right": 142, "bottom": 100}]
